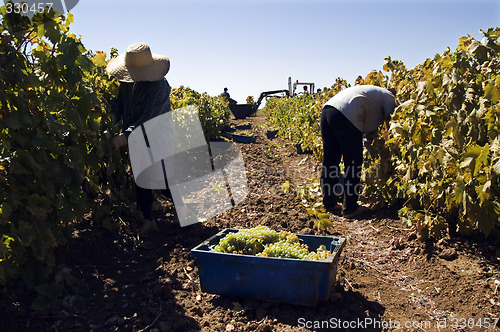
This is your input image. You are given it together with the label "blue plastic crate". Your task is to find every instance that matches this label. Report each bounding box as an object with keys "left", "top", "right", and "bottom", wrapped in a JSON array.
[{"left": 191, "top": 228, "right": 346, "bottom": 306}]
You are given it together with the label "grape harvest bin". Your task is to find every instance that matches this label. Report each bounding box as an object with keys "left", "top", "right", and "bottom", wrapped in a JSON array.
[
  {"left": 229, "top": 104, "right": 255, "bottom": 119},
  {"left": 191, "top": 228, "right": 346, "bottom": 306}
]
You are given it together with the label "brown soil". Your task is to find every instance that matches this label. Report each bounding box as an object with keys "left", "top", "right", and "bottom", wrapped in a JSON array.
[{"left": 3, "top": 113, "right": 500, "bottom": 331}]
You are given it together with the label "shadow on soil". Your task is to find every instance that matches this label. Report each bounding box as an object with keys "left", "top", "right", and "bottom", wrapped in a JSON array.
[{"left": 209, "top": 287, "right": 385, "bottom": 331}]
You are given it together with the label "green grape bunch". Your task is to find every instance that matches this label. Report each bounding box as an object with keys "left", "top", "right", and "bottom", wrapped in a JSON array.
[
  {"left": 211, "top": 226, "right": 332, "bottom": 261},
  {"left": 257, "top": 241, "right": 310, "bottom": 259},
  {"left": 211, "top": 225, "right": 280, "bottom": 255}
]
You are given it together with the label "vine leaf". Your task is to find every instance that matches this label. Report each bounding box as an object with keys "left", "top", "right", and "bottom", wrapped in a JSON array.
[{"left": 92, "top": 51, "right": 107, "bottom": 67}]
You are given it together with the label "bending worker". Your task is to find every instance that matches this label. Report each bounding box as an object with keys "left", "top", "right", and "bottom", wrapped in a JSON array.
[{"left": 320, "top": 85, "right": 396, "bottom": 219}]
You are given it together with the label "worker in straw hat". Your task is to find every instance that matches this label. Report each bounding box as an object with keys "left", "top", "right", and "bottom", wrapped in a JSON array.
[{"left": 106, "top": 42, "right": 173, "bottom": 234}]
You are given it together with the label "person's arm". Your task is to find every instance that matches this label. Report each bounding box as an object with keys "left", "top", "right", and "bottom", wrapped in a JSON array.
[
  {"left": 379, "top": 92, "right": 395, "bottom": 133},
  {"left": 385, "top": 115, "right": 391, "bottom": 131},
  {"left": 110, "top": 84, "right": 128, "bottom": 150},
  {"left": 383, "top": 94, "right": 396, "bottom": 125},
  {"left": 110, "top": 83, "right": 127, "bottom": 122},
  {"left": 363, "top": 131, "right": 375, "bottom": 154}
]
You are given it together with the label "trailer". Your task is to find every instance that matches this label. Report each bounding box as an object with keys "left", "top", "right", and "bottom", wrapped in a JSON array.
[
  {"left": 229, "top": 89, "right": 289, "bottom": 119},
  {"left": 229, "top": 77, "right": 314, "bottom": 119}
]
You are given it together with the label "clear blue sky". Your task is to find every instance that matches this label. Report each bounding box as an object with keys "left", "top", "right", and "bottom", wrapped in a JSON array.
[{"left": 69, "top": 0, "right": 499, "bottom": 103}]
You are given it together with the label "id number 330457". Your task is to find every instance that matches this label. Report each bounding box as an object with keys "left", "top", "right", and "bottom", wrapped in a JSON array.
[
  {"left": 444, "top": 317, "right": 499, "bottom": 329},
  {"left": 5, "top": 2, "right": 53, "bottom": 14}
]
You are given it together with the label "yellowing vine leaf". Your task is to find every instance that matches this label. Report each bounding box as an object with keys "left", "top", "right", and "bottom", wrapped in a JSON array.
[
  {"left": 92, "top": 51, "right": 107, "bottom": 67},
  {"left": 483, "top": 76, "right": 500, "bottom": 103}
]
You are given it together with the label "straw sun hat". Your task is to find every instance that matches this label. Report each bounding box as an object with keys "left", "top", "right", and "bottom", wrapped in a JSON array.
[{"left": 106, "top": 43, "right": 170, "bottom": 82}]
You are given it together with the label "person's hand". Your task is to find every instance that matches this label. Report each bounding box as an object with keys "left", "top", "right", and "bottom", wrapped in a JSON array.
[
  {"left": 111, "top": 133, "right": 127, "bottom": 150},
  {"left": 363, "top": 133, "right": 374, "bottom": 154}
]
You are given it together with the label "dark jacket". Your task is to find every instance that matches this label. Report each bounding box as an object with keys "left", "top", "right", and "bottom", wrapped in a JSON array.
[{"left": 111, "top": 78, "right": 172, "bottom": 137}]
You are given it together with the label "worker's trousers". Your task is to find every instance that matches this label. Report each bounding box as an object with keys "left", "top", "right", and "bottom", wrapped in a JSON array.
[
  {"left": 320, "top": 105, "right": 363, "bottom": 215},
  {"left": 136, "top": 185, "right": 173, "bottom": 221}
]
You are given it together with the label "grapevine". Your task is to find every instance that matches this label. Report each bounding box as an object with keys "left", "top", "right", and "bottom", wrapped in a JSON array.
[
  {"left": 170, "top": 85, "right": 231, "bottom": 141},
  {"left": 263, "top": 28, "right": 500, "bottom": 239},
  {"left": 0, "top": 8, "right": 137, "bottom": 287},
  {"left": 264, "top": 78, "right": 350, "bottom": 160},
  {"left": 0, "top": 7, "right": 232, "bottom": 291},
  {"left": 211, "top": 226, "right": 332, "bottom": 260}
]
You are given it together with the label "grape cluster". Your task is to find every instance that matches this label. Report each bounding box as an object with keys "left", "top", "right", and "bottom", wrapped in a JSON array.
[
  {"left": 211, "top": 226, "right": 331, "bottom": 261},
  {"left": 210, "top": 225, "right": 280, "bottom": 255},
  {"left": 257, "top": 241, "right": 309, "bottom": 259}
]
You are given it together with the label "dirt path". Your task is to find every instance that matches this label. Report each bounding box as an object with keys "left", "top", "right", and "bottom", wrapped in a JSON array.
[{"left": 6, "top": 113, "right": 500, "bottom": 331}]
